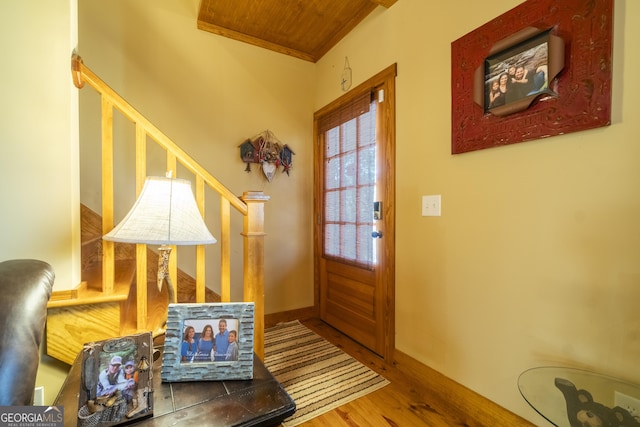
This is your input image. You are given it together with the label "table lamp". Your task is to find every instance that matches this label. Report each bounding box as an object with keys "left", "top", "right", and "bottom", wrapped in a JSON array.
[{"left": 103, "top": 175, "right": 217, "bottom": 304}]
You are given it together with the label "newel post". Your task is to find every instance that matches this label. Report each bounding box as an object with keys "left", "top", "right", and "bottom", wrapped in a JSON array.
[{"left": 241, "top": 191, "right": 269, "bottom": 360}]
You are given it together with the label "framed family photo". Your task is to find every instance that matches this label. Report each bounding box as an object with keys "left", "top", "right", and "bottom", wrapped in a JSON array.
[
  {"left": 77, "top": 332, "right": 154, "bottom": 427},
  {"left": 451, "top": 0, "right": 613, "bottom": 154},
  {"left": 483, "top": 29, "right": 556, "bottom": 114},
  {"left": 474, "top": 27, "right": 565, "bottom": 117},
  {"left": 161, "top": 302, "right": 255, "bottom": 382}
]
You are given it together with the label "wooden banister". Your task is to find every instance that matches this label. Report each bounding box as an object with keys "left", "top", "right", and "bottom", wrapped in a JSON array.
[
  {"left": 72, "top": 53, "right": 268, "bottom": 358},
  {"left": 72, "top": 54, "right": 248, "bottom": 214}
]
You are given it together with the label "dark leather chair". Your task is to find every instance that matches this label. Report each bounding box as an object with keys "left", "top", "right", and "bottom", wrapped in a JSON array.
[{"left": 0, "top": 259, "right": 54, "bottom": 405}]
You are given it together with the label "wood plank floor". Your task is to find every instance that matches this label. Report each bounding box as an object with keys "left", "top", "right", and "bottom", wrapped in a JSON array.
[{"left": 290, "top": 318, "right": 537, "bottom": 427}]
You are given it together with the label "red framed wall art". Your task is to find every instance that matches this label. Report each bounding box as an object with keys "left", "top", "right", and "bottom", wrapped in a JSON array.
[{"left": 451, "top": 0, "right": 613, "bottom": 154}]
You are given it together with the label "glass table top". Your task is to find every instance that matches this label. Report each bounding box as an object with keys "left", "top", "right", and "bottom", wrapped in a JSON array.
[{"left": 518, "top": 367, "right": 640, "bottom": 427}]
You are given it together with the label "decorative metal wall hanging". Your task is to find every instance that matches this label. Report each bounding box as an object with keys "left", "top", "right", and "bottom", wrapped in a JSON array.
[{"left": 239, "top": 130, "right": 294, "bottom": 182}]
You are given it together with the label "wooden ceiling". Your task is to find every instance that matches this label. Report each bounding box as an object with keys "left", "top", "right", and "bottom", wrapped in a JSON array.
[{"left": 197, "top": 0, "right": 398, "bottom": 63}]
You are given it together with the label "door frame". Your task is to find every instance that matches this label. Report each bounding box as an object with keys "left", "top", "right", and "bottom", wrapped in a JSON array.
[{"left": 312, "top": 64, "right": 397, "bottom": 361}]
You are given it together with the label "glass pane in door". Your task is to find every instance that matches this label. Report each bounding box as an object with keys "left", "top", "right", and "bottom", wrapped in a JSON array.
[{"left": 323, "top": 99, "right": 377, "bottom": 269}]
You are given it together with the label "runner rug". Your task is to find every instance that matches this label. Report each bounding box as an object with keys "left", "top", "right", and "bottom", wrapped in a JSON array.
[{"left": 263, "top": 320, "right": 390, "bottom": 426}]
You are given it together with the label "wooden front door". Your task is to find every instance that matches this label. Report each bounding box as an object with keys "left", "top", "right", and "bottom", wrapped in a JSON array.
[{"left": 313, "top": 65, "right": 396, "bottom": 360}]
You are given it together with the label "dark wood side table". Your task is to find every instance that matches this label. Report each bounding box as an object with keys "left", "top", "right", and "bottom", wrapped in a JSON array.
[{"left": 54, "top": 352, "right": 295, "bottom": 426}]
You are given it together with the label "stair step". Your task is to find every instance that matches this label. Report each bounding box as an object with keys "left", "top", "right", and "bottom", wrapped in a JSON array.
[
  {"left": 47, "top": 302, "right": 122, "bottom": 364},
  {"left": 47, "top": 260, "right": 136, "bottom": 308}
]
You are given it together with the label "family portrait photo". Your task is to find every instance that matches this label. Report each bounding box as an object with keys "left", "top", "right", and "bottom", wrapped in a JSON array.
[
  {"left": 161, "top": 302, "right": 254, "bottom": 381},
  {"left": 484, "top": 31, "right": 552, "bottom": 112},
  {"left": 180, "top": 317, "right": 240, "bottom": 363},
  {"left": 77, "top": 333, "right": 153, "bottom": 426}
]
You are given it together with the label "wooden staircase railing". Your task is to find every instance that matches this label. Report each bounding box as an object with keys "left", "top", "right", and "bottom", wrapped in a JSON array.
[{"left": 71, "top": 53, "right": 269, "bottom": 358}]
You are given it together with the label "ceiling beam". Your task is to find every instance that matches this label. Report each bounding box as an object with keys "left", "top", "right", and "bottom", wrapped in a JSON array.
[{"left": 197, "top": 19, "right": 316, "bottom": 62}]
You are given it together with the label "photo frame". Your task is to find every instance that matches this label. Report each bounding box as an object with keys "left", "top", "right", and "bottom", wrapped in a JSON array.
[
  {"left": 475, "top": 27, "right": 565, "bottom": 117},
  {"left": 77, "top": 332, "right": 154, "bottom": 427},
  {"left": 161, "top": 302, "right": 255, "bottom": 382},
  {"left": 451, "top": 0, "right": 613, "bottom": 154}
]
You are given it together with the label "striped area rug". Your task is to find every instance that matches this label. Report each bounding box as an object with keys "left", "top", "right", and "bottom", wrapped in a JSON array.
[{"left": 263, "top": 320, "right": 390, "bottom": 426}]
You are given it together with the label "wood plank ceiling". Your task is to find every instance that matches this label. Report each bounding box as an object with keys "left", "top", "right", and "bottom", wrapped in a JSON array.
[{"left": 198, "top": 0, "right": 398, "bottom": 63}]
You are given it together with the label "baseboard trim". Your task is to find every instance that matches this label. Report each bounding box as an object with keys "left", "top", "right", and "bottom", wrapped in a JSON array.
[
  {"left": 265, "top": 306, "right": 317, "bottom": 328},
  {"left": 392, "top": 349, "right": 535, "bottom": 426},
  {"left": 49, "top": 282, "right": 86, "bottom": 302}
]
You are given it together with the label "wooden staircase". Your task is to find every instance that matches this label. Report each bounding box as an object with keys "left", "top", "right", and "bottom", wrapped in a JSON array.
[{"left": 46, "top": 54, "right": 268, "bottom": 365}]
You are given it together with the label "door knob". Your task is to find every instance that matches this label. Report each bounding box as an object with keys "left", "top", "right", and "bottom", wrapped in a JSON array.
[{"left": 371, "top": 230, "right": 383, "bottom": 238}]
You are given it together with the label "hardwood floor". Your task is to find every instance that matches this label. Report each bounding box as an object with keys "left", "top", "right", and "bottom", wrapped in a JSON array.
[{"left": 290, "top": 318, "right": 537, "bottom": 427}]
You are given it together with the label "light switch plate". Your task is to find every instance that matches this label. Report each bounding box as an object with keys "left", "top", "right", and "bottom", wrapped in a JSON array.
[{"left": 422, "top": 195, "right": 441, "bottom": 216}]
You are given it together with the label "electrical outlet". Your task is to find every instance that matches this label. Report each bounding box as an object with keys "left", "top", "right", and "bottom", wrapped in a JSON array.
[
  {"left": 34, "top": 386, "right": 44, "bottom": 406},
  {"left": 615, "top": 391, "right": 640, "bottom": 417}
]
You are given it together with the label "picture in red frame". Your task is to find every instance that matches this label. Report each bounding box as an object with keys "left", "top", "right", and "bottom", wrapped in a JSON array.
[
  {"left": 479, "top": 27, "right": 564, "bottom": 117},
  {"left": 451, "top": 0, "right": 613, "bottom": 154}
]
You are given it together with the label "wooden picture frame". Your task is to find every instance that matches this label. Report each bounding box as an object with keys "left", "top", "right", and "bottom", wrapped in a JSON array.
[
  {"left": 77, "top": 332, "right": 154, "bottom": 427},
  {"left": 451, "top": 0, "right": 613, "bottom": 154},
  {"left": 161, "top": 302, "right": 255, "bottom": 382}
]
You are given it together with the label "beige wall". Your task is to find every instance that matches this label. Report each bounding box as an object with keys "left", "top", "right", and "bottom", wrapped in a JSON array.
[
  {"left": 75, "top": 0, "right": 640, "bottom": 423},
  {"left": 1, "top": 0, "right": 79, "bottom": 406},
  {"left": 316, "top": 0, "right": 640, "bottom": 423},
  {"left": 0, "top": 1, "right": 80, "bottom": 290},
  {"left": 78, "top": 0, "right": 316, "bottom": 312}
]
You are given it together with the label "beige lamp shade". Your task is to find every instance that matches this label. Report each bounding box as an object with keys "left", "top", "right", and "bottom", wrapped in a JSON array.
[{"left": 103, "top": 176, "right": 217, "bottom": 245}]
